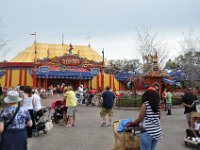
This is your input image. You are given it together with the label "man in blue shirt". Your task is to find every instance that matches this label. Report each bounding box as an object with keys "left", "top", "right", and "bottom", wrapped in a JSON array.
[{"left": 100, "top": 86, "right": 115, "bottom": 127}]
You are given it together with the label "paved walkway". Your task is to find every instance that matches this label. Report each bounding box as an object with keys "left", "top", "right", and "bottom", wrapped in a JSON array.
[{"left": 27, "top": 95, "right": 192, "bottom": 150}]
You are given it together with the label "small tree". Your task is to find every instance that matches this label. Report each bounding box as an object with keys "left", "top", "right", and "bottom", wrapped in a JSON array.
[
  {"left": 107, "top": 59, "right": 142, "bottom": 74},
  {"left": 0, "top": 18, "right": 9, "bottom": 61},
  {"left": 175, "top": 28, "right": 200, "bottom": 88},
  {"left": 135, "top": 27, "right": 169, "bottom": 71}
]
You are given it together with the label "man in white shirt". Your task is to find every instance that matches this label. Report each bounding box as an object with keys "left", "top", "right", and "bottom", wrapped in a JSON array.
[
  {"left": 33, "top": 90, "right": 42, "bottom": 112},
  {"left": 78, "top": 85, "right": 84, "bottom": 104}
]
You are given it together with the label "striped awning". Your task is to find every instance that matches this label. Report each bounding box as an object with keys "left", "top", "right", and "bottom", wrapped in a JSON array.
[
  {"left": 33, "top": 71, "right": 94, "bottom": 79},
  {"left": 116, "top": 76, "right": 129, "bottom": 81}
]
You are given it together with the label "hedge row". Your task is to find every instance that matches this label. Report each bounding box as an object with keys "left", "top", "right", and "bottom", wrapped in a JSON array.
[{"left": 116, "top": 96, "right": 184, "bottom": 107}]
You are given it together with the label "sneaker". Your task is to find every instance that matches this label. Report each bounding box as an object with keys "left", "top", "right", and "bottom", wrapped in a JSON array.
[{"left": 101, "top": 122, "right": 107, "bottom": 127}]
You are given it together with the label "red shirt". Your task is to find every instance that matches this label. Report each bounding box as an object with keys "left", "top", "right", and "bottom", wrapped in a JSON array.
[{"left": 90, "top": 89, "right": 96, "bottom": 95}]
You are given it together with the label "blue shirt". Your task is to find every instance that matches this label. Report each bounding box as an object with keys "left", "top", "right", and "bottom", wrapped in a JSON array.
[
  {"left": 0, "top": 106, "right": 31, "bottom": 129},
  {"left": 102, "top": 90, "right": 115, "bottom": 109}
]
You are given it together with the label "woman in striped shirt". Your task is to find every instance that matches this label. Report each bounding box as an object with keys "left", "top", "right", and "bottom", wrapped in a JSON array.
[{"left": 133, "top": 87, "right": 162, "bottom": 150}]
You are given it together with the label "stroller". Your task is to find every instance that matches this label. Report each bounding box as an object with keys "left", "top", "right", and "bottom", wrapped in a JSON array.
[
  {"left": 108, "top": 120, "right": 140, "bottom": 150},
  {"left": 33, "top": 107, "right": 53, "bottom": 136},
  {"left": 85, "top": 93, "right": 96, "bottom": 106},
  {"left": 184, "top": 112, "right": 200, "bottom": 149},
  {"left": 52, "top": 100, "right": 63, "bottom": 124}
]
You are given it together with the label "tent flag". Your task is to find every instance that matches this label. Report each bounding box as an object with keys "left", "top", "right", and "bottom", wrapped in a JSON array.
[{"left": 162, "top": 78, "right": 180, "bottom": 85}]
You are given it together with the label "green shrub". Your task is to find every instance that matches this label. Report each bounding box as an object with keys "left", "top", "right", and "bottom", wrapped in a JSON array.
[
  {"left": 116, "top": 95, "right": 142, "bottom": 107},
  {"left": 116, "top": 95, "right": 183, "bottom": 107},
  {"left": 172, "top": 97, "right": 182, "bottom": 105}
]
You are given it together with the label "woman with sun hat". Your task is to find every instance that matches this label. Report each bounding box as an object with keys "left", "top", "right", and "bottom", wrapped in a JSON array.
[{"left": 0, "top": 90, "right": 32, "bottom": 150}]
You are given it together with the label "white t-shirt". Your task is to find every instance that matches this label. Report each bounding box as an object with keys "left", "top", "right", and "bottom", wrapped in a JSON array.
[
  {"left": 78, "top": 87, "right": 83, "bottom": 96},
  {"left": 33, "top": 93, "right": 42, "bottom": 112},
  {"left": 23, "top": 95, "right": 33, "bottom": 110}
]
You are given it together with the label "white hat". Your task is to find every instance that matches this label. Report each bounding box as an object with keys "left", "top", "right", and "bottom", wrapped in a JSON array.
[{"left": 4, "top": 91, "right": 22, "bottom": 103}]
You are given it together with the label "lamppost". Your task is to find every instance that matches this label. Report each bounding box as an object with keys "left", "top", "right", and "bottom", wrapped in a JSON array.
[
  {"left": 101, "top": 48, "right": 105, "bottom": 91},
  {"left": 31, "top": 32, "right": 37, "bottom": 88}
]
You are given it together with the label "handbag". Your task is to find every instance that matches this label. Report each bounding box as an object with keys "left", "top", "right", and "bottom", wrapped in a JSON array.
[{"left": 45, "top": 121, "right": 53, "bottom": 131}]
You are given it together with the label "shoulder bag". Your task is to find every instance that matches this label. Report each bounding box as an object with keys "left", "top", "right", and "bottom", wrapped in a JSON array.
[{"left": 3, "top": 106, "right": 20, "bottom": 133}]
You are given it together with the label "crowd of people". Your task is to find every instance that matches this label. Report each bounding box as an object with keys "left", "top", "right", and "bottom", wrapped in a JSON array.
[{"left": 0, "top": 82, "right": 199, "bottom": 150}]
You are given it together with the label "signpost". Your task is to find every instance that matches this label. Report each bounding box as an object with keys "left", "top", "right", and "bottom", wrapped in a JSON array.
[{"left": 39, "top": 66, "right": 49, "bottom": 73}]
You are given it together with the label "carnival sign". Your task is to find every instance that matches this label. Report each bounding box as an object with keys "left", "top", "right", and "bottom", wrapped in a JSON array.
[
  {"left": 39, "top": 66, "right": 49, "bottom": 73},
  {"left": 58, "top": 55, "right": 83, "bottom": 67},
  {"left": 90, "top": 68, "right": 100, "bottom": 75}
]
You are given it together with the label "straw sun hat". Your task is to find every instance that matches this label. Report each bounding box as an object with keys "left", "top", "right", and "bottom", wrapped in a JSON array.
[{"left": 4, "top": 90, "right": 22, "bottom": 103}]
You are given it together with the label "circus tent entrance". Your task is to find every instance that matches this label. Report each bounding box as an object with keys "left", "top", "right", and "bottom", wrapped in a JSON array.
[
  {"left": 32, "top": 54, "right": 103, "bottom": 90},
  {"left": 38, "top": 78, "right": 82, "bottom": 90}
]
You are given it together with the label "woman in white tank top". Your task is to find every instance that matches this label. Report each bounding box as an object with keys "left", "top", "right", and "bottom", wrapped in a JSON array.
[
  {"left": 22, "top": 86, "right": 34, "bottom": 138},
  {"left": 23, "top": 95, "right": 34, "bottom": 110}
]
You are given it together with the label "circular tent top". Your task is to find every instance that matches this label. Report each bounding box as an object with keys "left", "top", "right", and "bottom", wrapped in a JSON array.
[{"left": 10, "top": 43, "right": 104, "bottom": 63}]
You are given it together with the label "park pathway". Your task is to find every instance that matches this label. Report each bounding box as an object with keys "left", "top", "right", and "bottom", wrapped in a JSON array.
[{"left": 28, "top": 95, "right": 191, "bottom": 150}]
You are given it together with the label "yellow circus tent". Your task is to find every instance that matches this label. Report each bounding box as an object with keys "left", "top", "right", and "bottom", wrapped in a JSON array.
[
  {"left": 10, "top": 43, "right": 103, "bottom": 62},
  {"left": 0, "top": 43, "right": 124, "bottom": 92}
]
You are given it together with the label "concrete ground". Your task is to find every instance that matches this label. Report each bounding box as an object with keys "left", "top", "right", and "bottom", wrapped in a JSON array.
[{"left": 28, "top": 95, "right": 194, "bottom": 150}]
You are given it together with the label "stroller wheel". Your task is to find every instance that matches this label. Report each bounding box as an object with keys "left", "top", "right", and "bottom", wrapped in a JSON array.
[
  {"left": 51, "top": 116, "right": 54, "bottom": 122},
  {"left": 54, "top": 117, "right": 59, "bottom": 124},
  {"left": 33, "top": 132, "right": 39, "bottom": 137},
  {"left": 184, "top": 141, "right": 188, "bottom": 146},
  {"left": 43, "top": 130, "right": 47, "bottom": 134}
]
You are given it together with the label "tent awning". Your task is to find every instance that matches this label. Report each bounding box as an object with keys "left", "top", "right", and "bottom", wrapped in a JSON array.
[
  {"left": 163, "top": 78, "right": 180, "bottom": 85},
  {"left": 30, "top": 70, "right": 94, "bottom": 79}
]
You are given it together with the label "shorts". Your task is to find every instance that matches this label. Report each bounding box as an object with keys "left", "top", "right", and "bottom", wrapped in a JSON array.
[
  {"left": 166, "top": 103, "right": 171, "bottom": 110},
  {"left": 67, "top": 106, "right": 76, "bottom": 117},
  {"left": 186, "top": 113, "right": 190, "bottom": 123},
  {"left": 100, "top": 108, "right": 113, "bottom": 118}
]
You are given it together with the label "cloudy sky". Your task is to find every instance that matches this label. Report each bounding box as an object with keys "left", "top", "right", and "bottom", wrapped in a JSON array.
[{"left": 0, "top": 0, "right": 200, "bottom": 61}]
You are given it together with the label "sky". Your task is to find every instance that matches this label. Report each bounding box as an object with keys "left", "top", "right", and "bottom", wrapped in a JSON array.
[{"left": 0, "top": 0, "right": 200, "bottom": 61}]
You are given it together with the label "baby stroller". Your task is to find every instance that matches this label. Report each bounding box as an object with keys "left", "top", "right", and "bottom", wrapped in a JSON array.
[
  {"left": 184, "top": 112, "right": 200, "bottom": 149},
  {"left": 33, "top": 107, "right": 53, "bottom": 136},
  {"left": 52, "top": 100, "right": 63, "bottom": 124},
  {"left": 108, "top": 120, "right": 140, "bottom": 150},
  {"left": 86, "top": 93, "right": 96, "bottom": 106}
]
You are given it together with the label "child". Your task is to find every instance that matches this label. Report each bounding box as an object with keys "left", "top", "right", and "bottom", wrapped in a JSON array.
[{"left": 186, "top": 117, "right": 200, "bottom": 141}]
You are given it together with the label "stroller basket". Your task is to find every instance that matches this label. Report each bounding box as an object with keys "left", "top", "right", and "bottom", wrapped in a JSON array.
[
  {"left": 33, "top": 107, "right": 52, "bottom": 136},
  {"left": 108, "top": 120, "right": 140, "bottom": 150}
]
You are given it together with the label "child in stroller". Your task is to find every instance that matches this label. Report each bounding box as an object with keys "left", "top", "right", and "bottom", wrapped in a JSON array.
[
  {"left": 184, "top": 112, "right": 200, "bottom": 149},
  {"left": 85, "top": 89, "right": 96, "bottom": 106},
  {"left": 33, "top": 107, "right": 52, "bottom": 136},
  {"left": 52, "top": 100, "right": 63, "bottom": 124}
]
